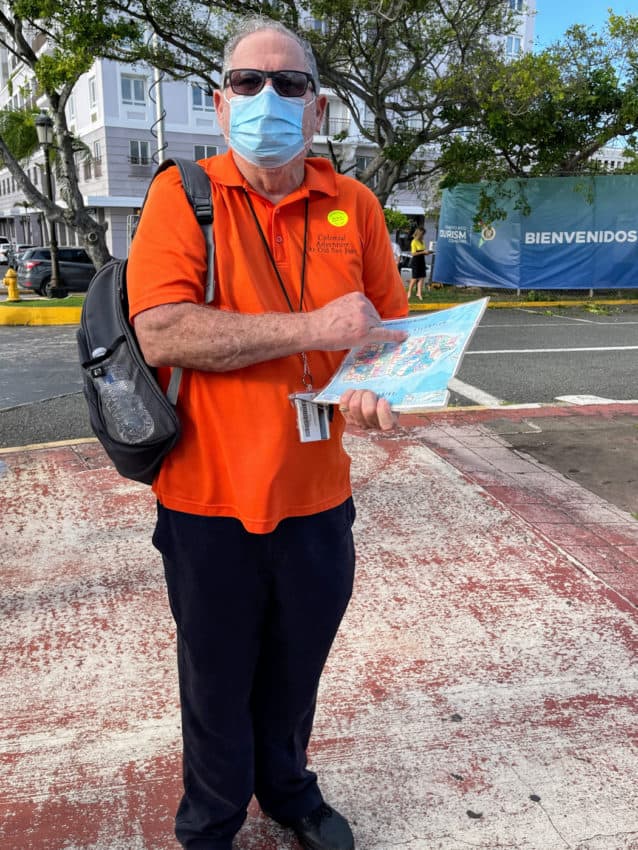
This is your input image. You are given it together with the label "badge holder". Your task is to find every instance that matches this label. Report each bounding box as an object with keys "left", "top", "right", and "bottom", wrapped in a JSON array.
[
  {"left": 289, "top": 353, "right": 333, "bottom": 443},
  {"left": 290, "top": 392, "right": 332, "bottom": 442}
]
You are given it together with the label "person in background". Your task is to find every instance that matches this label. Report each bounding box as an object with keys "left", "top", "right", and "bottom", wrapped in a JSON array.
[
  {"left": 391, "top": 235, "right": 402, "bottom": 275},
  {"left": 407, "top": 226, "right": 432, "bottom": 300},
  {"left": 127, "top": 14, "right": 408, "bottom": 850}
]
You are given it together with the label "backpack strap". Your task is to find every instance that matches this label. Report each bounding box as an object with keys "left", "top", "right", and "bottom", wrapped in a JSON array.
[
  {"left": 148, "top": 157, "right": 215, "bottom": 304},
  {"left": 140, "top": 157, "right": 215, "bottom": 405}
]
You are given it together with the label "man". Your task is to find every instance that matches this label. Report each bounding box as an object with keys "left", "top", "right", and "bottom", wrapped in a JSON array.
[{"left": 127, "top": 15, "right": 408, "bottom": 850}]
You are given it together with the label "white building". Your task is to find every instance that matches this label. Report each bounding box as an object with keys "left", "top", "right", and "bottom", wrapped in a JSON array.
[
  {"left": 591, "top": 143, "right": 631, "bottom": 172},
  {"left": 0, "top": 52, "right": 230, "bottom": 257}
]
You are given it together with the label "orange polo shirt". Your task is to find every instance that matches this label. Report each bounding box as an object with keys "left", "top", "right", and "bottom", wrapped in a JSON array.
[{"left": 127, "top": 152, "right": 408, "bottom": 533}]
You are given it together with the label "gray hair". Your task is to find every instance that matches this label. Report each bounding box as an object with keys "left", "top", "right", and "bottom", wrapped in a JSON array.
[{"left": 222, "top": 16, "right": 320, "bottom": 94}]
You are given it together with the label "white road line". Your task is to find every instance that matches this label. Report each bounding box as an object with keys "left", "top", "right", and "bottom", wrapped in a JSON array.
[
  {"left": 513, "top": 309, "right": 596, "bottom": 324},
  {"left": 466, "top": 345, "right": 638, "bottom": 355},
  {"left": 448, "top": 378, "right": 503, "bottom": 407},
  {"left": 523, "top": 313, "right": 638, "bottom": 325},
  {"left": 556, "top": 394, "right": 638, "bottom": 405},
  {"left": 554, "top": 315, "right": 598, "bottom": 324},
  {"left": 481, "top": 321, "right": 638, "bottom": 327}
]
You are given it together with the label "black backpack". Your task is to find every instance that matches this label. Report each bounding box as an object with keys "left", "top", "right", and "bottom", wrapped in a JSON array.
[{"left": 77, "top": 158, "right": 215, "bottom": 484}]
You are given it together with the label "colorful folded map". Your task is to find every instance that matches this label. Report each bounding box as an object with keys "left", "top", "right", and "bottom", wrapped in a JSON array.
[{"left": 314, "top": 297, "right": 489, "bottom": 412}]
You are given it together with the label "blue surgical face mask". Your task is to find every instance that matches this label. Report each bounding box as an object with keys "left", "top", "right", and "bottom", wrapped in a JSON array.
[{"left": 225, "top": 86, "right": 314, "bottom": 169}]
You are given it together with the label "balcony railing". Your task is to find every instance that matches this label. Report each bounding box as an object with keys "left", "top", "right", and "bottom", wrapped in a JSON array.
[
  {"left": 82, "top": 158, "right": 103, "bottom": 180},
  {"left": 319, "top": 116, "right": 351, "bottom": 136},
  {"left": 128, "top": 155, "right": 152, "bottom": 166}
]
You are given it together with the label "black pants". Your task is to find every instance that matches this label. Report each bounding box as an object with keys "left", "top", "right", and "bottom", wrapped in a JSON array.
[{"left": 153, "top": 499, "right": 356, "bottom": 849}]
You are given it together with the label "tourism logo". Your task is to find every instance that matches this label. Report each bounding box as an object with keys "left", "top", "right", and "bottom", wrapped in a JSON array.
[
  {"left": 438, "top": 224, "right": 468, "bottom": 244},
  {"left": 478, "top": 222, "right": 496, "bottom": 248}
]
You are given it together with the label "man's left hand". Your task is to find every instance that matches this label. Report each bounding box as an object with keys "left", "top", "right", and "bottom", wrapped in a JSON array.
[{"left": 339, "top": 389, "right": 399, "bottom": 431}]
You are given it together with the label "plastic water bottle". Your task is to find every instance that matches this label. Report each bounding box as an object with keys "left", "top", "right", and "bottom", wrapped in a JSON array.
[{"left": 91, "top": 347, "right": 155, "bottom": 443}]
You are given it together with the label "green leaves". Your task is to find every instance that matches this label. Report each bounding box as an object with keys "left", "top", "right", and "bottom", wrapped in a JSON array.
[
  {"left": 384, "top": 207, "right": 412, "bottom": 232},
  {"left": 440, "top": 10, "right": 638, "bottom": 208},
  {"left": 0, "top": 108, "right": 38, "bottom": 162},
  {"left": 0, "top": 0, "right": 636, "bottom": 236},
  {"left": 12, "top": 1, "right": 141, "bottom": 90}
]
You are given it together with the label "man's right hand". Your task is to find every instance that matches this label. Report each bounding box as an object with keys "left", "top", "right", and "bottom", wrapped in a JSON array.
[{"left": 309, "top": 292, "right": 407, "bottom": 351}]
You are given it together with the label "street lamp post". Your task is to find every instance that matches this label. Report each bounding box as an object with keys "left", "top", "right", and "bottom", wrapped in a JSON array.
[{"left": 35, "top": 111, "right": 65, "bottom": 298}]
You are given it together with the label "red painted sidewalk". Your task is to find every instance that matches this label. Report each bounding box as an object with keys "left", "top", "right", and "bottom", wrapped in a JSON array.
[{"left": 1, "top": 405, "right": 637, "bottom": 850}]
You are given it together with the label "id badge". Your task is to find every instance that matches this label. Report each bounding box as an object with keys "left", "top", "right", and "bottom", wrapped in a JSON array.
[{"left": 289, "top": 392, "right": 331, "bottom": 443}]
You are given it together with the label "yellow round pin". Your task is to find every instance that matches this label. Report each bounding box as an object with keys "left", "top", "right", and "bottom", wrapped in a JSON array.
[{"left": 327, "top": 210, "right": 349, "bottom": 227}]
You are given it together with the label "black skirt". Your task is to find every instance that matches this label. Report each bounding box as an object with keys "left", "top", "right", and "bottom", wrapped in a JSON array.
[{"left": 410, "top": 254, "right": 426, "bottom": 278}]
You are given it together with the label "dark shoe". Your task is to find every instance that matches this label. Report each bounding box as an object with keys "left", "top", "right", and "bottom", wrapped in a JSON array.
[{"left": 289, "top": 802, "right": 354, "bottom": 850}]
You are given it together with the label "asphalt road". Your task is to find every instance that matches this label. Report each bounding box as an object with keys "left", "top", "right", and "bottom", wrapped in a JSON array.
[
  {"left": 451, "top": 303, "right": 638, "bottom": 406},
  {"left": 1, "top": 306, "right": 637, "bottom": 517},
  {"left": 3, "top": 304, "right": 638, "bottom": 418},
  {"left": 0, "top": 324, "right": 89, "bottom": 449}
]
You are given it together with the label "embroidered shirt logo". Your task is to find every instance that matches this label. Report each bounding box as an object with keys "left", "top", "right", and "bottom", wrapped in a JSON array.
[{"left": 327, "top": 210, "right": 349, "bottom": 227}]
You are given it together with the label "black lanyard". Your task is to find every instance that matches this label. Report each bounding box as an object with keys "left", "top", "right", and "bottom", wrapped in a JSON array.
[{"left": 243, "top": 188, "right": 309, "bottom": 313}]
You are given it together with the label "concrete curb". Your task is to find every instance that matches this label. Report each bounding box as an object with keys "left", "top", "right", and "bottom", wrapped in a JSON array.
[
  {"left": 0, "top": 304, "right": 81, "bottom": 325},
  {"left": 2, "top": 297, "right": 638, "bottom": 325},
  {"left": 408, "top": 297, "right": 638, "bottom": 312}
]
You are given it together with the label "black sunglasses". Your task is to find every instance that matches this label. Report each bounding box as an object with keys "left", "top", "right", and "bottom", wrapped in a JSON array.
[{"left": 224, "top": 68, "right": 316, "bottom": 98}]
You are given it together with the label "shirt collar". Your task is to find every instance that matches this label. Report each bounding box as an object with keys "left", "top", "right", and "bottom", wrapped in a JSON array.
[{"left": 207, "top": 151, "right": 338, "bottom": 200}]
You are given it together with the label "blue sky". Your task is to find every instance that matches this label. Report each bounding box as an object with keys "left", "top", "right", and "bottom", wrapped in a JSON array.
[{"left": 533, "top": 0, "right": 635, "bottom": 48}]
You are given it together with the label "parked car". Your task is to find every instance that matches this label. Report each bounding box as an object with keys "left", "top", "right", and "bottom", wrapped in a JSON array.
[
  {"left": 17, "top": 246, "right": 96, "bottom": 296},
  {"left": 7, "top": 243, "right": 34, "bottom": 269},
  {"left": 0, "top": 236, "right": 11, "bottom": 263}
]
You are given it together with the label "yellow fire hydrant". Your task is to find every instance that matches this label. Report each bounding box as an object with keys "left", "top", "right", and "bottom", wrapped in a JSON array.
[{"left": 3, "top": 267, "right": 20, "bottom": 302}]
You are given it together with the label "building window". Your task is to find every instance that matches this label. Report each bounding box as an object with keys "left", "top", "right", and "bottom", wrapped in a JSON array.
[
  {"left": 320, "top": 102, "right": 350, "bottom": 136},
  {"left": 129, "top": 139, "right": 151, "bottom": 165},
  {"left": 126, "top": 213, "right": 141, "bottom": 249},
  {"left": 194, "top": 145, "right": 217, "bottom": 160},
  {"left": 505, "top": 36, "right": 522, "bottom": 57},
  {"left": 88, "top": 76, "right": 97, "bottom": 109},
  {"left": 121, "top": 75, "right": 146, "bottom": 106},
  {"left": 192, "top": 84, "right": 213, "bottom": 112},
  {"left": 509, "top": 0, "right": 523, "bottom": 11},
  {"left": 93, "top": 141, "right": 103, "bottom": 178},
  {"left": 67, "top": 94, "right": 75, "bottom": 122}
]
